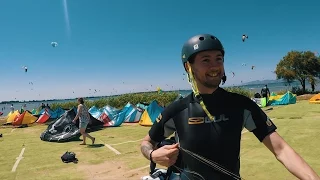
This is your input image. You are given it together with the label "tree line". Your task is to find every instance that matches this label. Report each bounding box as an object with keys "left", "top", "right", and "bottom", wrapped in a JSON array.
[{"left": 275, "top": 51, "right": 320, "bottom": 94}]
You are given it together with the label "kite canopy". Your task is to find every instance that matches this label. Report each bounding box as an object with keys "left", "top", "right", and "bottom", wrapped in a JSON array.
[
  {"left": 40, "top": 108, "right": 80, "bottom": 142},
  {"left": 22, "top": 66, "right": 28, "bottom": 72},
  {"left": 242, "top": 34, "right": 248, "bottom": 42},
  {"left": 51, "top": 42, "right": 58, "bottom": 47}
]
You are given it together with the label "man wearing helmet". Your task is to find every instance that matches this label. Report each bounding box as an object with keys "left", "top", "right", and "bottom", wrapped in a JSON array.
[{"left": 140, "top": 34, "right": 319, "bottom": 180}]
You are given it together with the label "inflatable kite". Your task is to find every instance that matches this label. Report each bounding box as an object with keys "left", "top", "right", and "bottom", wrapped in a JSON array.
[
  {"left": 40, "top": 108, "right": 104, "bottom": 142},
  {"left": 242, "top": 34, "right": 248, "bottom": 42},
  {"left": 51, "top": 42, "right": 58, "bottom": 47}
]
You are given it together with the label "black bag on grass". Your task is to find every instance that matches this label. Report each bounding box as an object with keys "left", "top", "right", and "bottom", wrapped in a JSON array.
[{"left": 61, "top": 151, "right": 78, "bottom": 163}]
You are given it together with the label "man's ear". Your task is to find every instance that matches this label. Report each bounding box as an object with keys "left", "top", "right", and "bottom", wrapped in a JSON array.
[{"left": 184, "top": 62, "right": 189, "bottom": 72}]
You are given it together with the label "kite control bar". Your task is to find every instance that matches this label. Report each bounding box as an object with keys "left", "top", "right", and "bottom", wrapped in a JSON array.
[{"left": 149, "top": 137, "right": 181, "bottom": 180}]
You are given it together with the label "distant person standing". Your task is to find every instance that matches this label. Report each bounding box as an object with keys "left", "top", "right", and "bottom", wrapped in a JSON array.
[
  {"left": 20, "top": 103, "right": 27, "bottom": 113},
  {"left": 10, "top": 104, "right": 14, "bottom": 113},
  {"left": 72, "top": 98, "right": 95, "bottom": 145},
  {"left": 40, "top": 103, "right": 46, "bottom": 109},
  {"left": 261, "top": 84, "right": 271, "bottom": 101}
]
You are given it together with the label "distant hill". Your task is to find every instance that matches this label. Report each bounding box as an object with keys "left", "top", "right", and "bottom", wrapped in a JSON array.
[
  {"left": 243, "top": 79, "right": 289, "bottom": 85},
  {"left": 245, "top": 77, "right": 320, "bottom": 86},
  {"left": 244, "top": 78, "right": 320, "bottom": 86}
]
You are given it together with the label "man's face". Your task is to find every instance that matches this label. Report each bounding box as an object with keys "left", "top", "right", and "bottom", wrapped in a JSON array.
[{"left": 188, "top": 50, "right": 225, "bottom": 89}]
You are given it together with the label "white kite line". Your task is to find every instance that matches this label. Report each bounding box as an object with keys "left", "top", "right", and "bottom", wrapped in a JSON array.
[
  {"left": 109, "top": 138, "right": 143, "bottom": 146},
  {"left": 12, "top": 147, "right": 25, "bottom": 172},
  {"left": 101, "top": 138, "right": 143, "bottom": 155},
  {"left": 99, "top": 139, "right": 121, "bottom": 155},
  {"left": 104, "top": 138, "right": 144, "bottom": 155},
  {"left": 105, "top": 144, "right": 121, "bottom": 155}
]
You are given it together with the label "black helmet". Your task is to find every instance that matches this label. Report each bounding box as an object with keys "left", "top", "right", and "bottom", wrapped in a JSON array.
[{"left": 181, "top": 34, "right": 225, "bottom": 64}]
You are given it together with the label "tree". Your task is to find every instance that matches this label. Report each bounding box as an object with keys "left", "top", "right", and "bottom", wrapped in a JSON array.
[
  {"left": 307, "top": 75, "right": 316, "bottom": 92},
  {"left": 275, "top": 50, "right": 320, "bottom": 93}
]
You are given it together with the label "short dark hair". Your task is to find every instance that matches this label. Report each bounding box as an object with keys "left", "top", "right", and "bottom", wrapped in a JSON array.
[{"left": 78, "top": 97, "right": 84, "bottom": 104}]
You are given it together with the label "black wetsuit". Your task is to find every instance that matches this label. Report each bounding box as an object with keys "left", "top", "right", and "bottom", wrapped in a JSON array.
[
  {"left": 149, "top": 87, "right": 277, "bottom": 180},
  {"left": 261, "top": 87, "right": 270, "bottom": 98}
]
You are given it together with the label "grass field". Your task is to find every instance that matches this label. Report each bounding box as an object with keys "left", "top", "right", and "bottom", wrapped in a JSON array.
[{"left": 0, "top": 100, "right": 319, "bottom": 180}]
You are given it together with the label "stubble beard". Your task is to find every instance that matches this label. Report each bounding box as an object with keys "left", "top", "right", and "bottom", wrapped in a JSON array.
[
  {"left": 194, "top": 73, "right": 221, "bottom": 89},
  {"left": 204, "top": 80, "right": 220, "bottom": 88}
]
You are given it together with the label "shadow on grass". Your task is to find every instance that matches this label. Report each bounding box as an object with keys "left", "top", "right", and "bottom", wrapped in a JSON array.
[
  {"left": 265, "top": 107, "right": 274, "bottom": 111},
  {"left": 289, "top": 116, "right": 302, "bottom": 119},
  {"left": 86, "top": 144, "right": 105, "bottom": 148}
]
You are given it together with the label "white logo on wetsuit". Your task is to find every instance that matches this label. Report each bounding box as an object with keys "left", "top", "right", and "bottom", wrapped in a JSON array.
[{"left": 204, "top": 114, "right": 229, "bottom": 123}]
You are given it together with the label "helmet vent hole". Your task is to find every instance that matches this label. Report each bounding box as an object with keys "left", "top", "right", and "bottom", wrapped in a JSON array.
[
  {"left": 199, "top": 37, "right": 205, "bottom": 41},
  {"left": 210, "top": 36, "right": 216, "bottom": 40}
]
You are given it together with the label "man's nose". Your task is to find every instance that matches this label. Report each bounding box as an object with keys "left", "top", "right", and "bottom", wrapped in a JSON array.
[{"left": 208, "top": 61, "right": 223, "bottom": 68}]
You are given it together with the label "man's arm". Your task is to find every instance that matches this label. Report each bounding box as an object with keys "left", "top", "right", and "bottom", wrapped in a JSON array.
[
  {"left": 140, "top": 98, "right": 183, "bottom": 165},
  {"left": 141, "top": 135, "right": 158, "bottom": 160},
  {"left": 243, "top": 96, "right": 319, "bottom": 179},
  {"left": 263, "top": 132, "right": 320, "bottom": 180}
]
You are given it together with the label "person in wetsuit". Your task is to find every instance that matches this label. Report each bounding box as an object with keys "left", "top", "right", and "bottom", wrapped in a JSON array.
[
  {"left": 140, "top": 34, "right": 319, "bottom": 180},
  {"left": 261, "top": 84, "right": 270, "bottom": 101}
]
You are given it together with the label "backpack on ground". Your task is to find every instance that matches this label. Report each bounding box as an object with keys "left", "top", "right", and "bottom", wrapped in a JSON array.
[{"left": 61, "top": 151, "right": 78, "bottom": 163}]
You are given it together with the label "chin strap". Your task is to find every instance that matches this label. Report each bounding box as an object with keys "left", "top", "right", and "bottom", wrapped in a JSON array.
[
  {"left": 186, "top": 62, "right": 215, "bottom": 121},
  {"left": 185, "top": 62, "right": 227, "bottom": 121}
]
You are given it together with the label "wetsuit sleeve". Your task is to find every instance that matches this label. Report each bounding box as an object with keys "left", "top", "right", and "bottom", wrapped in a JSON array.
[
  {"left": 148, "top": 107, "right": 176, "bottom": 143},
  {"left": 243, "top": 98, "right": 277, "bottom": 142}
]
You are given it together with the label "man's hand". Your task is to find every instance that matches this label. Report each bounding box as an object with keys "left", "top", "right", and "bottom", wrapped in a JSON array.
[{"left": 151, "top": 143, "right": 179, "bottom": 167}]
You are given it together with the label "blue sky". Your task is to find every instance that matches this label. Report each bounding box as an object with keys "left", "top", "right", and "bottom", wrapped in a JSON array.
[{"left": 0, "top": 0, "right": 319, "bottom": 101}]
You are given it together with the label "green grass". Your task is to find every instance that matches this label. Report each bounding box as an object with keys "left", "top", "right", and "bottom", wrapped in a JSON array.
[
  {"left": 0, "top": 123, "right": 152, "bottom": 180},
  {"left": 0, "top": 101, "right": 319, "bottom": 179}
]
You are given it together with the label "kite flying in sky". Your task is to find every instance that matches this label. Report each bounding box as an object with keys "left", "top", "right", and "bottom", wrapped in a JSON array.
[{"left": 242, "top": 34, "right": 248, "bottom": 42}]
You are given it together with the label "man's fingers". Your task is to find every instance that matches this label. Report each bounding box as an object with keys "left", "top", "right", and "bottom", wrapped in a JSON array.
[
  {"left": 172, "top": 143, "right": 179, "bottom": 148},
  {"left": 170, "top": 155, "right": 178, "bottom": 162},
  {"left": 156, "top": 157, "right": 169, "bottom": 164},
  {"left": 168, "top": 158, "right": 178, "bottom": 166},
  {"left": 168, "top": 147, "right": 179, "bottom": 154},
  {"left": 163, "top": 143, "right": 179, "bottom": 149}
]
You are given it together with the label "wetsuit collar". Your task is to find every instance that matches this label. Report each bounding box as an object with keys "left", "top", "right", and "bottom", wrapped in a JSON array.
[{"left": 191, "top": 87, "right": 223, "bottom": 103}]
